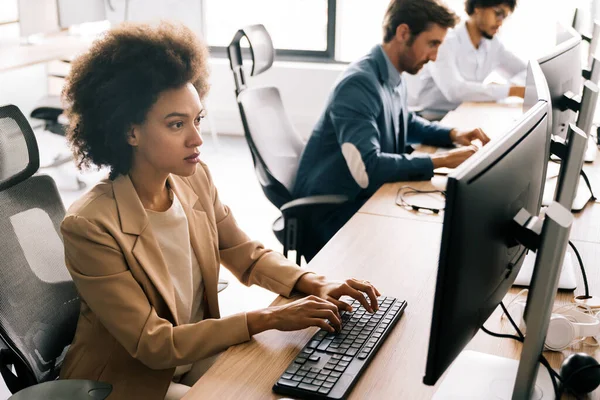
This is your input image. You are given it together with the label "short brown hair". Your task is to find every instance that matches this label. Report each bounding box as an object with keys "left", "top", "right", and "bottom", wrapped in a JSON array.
[
  {"left": 383, "top": 0, "right": 459, "bottom": 43},
  {"left": 63, "top": 22, "right": 210, "bottom": 179}
]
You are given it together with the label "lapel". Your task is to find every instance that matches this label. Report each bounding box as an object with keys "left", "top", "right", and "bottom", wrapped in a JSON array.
[
  {"left": 112, "top": 174, "right": 222, "bottom": 323},
  {"left": 112, "top": 174, "right": 180, "bottom": 325},
  {"left": 372, "top": 45, "right": 401, "bottom": 153},
  {"left": 168, "top": 175, "right": 220, "bottom": 319}
]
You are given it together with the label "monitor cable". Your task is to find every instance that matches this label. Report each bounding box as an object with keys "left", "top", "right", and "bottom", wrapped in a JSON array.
[{"left": 484, "top": 301, "right": 600, "bottom": 397}]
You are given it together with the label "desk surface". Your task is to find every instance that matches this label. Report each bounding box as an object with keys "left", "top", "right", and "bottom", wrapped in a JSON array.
[
  {"left": 184, "top": 101, "right": 600, "bottom": 399},
  {"left": 361, "top": 102, "right": 600, "bottom": 245},
  {"left": 0, "top": 33, "right": 91, "bottom": 73}
]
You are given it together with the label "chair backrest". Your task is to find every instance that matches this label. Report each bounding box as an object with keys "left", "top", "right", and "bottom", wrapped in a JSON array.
[
  {"left": 228, "top": 25, "right": 306, "bottom": 208},
  {"left": 0, "top": 105, "right": 79, "bottom": 392}
]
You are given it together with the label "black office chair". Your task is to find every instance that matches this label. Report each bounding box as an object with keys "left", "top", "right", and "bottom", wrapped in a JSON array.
[
  {"left": 0, "top": 104, "right": 111, "bottom": 399},
  {"left": 227, "top": 25, "right": 347, "bottom": 264}
]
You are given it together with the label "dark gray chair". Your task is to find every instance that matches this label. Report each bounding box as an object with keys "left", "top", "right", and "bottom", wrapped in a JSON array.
[
  {"left": 227, "top": 24, "right": 347, "bottom": 264},
  {"left": 0, "top": 104, "right": 111, "bottom": 399}
]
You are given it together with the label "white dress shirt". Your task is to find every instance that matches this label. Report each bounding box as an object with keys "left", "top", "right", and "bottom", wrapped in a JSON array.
[{"left": 413, "top": 22, "right": 527, "bottom": 113}]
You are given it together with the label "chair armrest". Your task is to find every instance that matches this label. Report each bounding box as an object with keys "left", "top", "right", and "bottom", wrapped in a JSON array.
[
  {"left": 280, "top": 195, "right": 348, "bottom": 214},
  {"left": 9, "top": 379, "right": 112, "bottom": 400}
]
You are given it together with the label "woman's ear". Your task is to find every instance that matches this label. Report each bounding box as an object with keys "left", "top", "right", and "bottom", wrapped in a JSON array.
[{"left": 127, "top": 126, "right": 139, "bottom": 147}]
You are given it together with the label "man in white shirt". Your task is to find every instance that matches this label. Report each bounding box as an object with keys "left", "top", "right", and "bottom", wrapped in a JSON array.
[{"left": 412, "top": 0, "right": 526, "bottom": 120}]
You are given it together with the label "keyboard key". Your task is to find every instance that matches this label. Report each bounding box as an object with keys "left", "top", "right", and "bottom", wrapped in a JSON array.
[
  {"left": 310, "top": 367, "right": 321, "bottom": 373},
  {"left": 301, "top": 377, "right": 313, "bottom": 384},
  {"left": 318, "top": 387, "right": 331, "bottom": 395},
  {"left": 298, "top": 383, "right": 320, "bottom": 392},
  {"left": 346, "top": 348, "right": 359, "bottom": 356},
  {"left": 278, "top": 379, "right": 299, "bottom": 388},
  {"left": 316, "top": 373, "right": 329, "bottom": 381},
  {"left": 294, "top": 358, "right": 307, "bottom": 364},
  {"left": 299, "top": 365, "right": 311, "bottom": 372},
  {"left": 330, "top": 371, "right": 342, "bottom": 378},
  {"left": 308, "top": 355, "right": 320, "bottom": 362},
  {"left": 326, "top": 376, "right": 337, "bottom": 383},
  {"left": 342, "top": 356, "right": 353, "bottom": 362},
  {"left": 313, "top": 379, "right": 325, "bottom": 386},
  {"left": 317, "top": 339, "right": 333, "bottom": 351},
  {"left": 334, "top": 365, "right": 346, "bottom": 372},
  {"left": 285, "top": 365, "right": 300, "bottom": 374},
  {"left": 292, "top": 376, "right": 303, "bottom": 382},
  {"left": 307, "top": 373, "right": 318, "bottom": 379},
  {"left": 306, "top": 340, "right": 321, "bottom": 349},
  {"left": 323, "top": 381, "right": 335, "bottom": 388},
  {"left": 281, "top": 373, "right": 293, "bottom": 380},
  {"left": 358, "top": 352, "right": 369, "bottom": 360}
]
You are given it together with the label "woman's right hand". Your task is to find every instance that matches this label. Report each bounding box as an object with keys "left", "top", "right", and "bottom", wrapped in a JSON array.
[{"left": 247, "top": 295, "right": 341, "bottom": 336}]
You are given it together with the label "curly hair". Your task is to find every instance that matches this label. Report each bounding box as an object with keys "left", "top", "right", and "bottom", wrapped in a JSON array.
[
  {"left": 465, "top": 0, "right": 517, "bottom": 16},
  {"left": 63, "top": 22, "right": 210, "bottom": 180}
]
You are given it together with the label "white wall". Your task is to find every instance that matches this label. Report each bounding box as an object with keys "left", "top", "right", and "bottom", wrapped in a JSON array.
[
  {"left": 0, "top": 64, "right": 47, "bottom": 119},
  {"left": 206, "top": 58, "right": 343, "bottom": 139}
]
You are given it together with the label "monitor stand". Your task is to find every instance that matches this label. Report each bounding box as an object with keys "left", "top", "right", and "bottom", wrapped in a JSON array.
[
  {"left": 433, "top": 350, "right": 554, "bottom": 400},
  {"left": 542, "top": 175, "right": 592, "bottom": 212},
  {"left": 514, "top": 251, "right": 577, "bottom": 290},
  {"left": 584, "top": 135, "right": 597, "bottom": 163}
]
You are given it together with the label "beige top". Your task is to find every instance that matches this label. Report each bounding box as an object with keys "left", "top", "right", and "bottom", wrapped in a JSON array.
[{"left": 147, "top": 191, "right": 204, "bottom": 377}]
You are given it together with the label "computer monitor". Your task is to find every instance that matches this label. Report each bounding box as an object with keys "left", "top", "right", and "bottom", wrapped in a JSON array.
[
  {"left": 423, "top": 64, "right": 561, "bottom": 397},
  {"left": 539, "top": 25, "right": 582, "bottom": 139},
  {"left": 17, "top": 0, "right": 59, "bottom": 38},
  {"left": 56, "top": 0, "right": 107, "bottom": 29}
]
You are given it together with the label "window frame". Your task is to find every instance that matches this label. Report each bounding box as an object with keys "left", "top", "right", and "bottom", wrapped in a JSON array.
[
  {"left": 206, "top": 0, "right": 339, "bottom": 63},
  {"left": 0, "top": 0, "right": 19, "bottom": 25}
]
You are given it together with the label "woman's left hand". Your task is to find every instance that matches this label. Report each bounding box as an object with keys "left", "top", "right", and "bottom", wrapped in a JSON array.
[{"left": 295, "top": 274, "right": 381, "bottom": 313}]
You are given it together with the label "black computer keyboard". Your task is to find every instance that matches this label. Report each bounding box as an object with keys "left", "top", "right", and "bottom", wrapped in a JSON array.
[{"left": 272, "top": 296, "right": 407, "bottom": 399}]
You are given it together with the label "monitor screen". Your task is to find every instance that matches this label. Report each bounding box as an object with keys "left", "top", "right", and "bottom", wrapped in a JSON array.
[
  {"left": 57, "top": 0, "right": 107, "bottom": 28},
  {"left": 538, "top": 26, "right": 582, "bottom": 139},
  {"left": 423, "top": 96, "right": 551, "bottom": 386}
]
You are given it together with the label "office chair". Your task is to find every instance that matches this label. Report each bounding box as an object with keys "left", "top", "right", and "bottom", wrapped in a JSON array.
[
  {"left": 227, "top": 24, "right": 347, "bottom": 264},
  {"left": 0, "top": 104, "right": 111, "bottom": 399}
]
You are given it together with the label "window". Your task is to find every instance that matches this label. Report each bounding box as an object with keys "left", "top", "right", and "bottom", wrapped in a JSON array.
[
  {"left": 204, "top": 0, "right": 334, "bottom": 57},
  {"left": 0, "top": 0, "right": 18, "bottom": 24}
]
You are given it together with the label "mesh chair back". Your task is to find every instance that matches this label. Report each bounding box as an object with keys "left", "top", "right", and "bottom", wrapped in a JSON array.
[
  {"left": 0, "top": 105, "right": 39, "bottom": 191},
  {"left": 0, "top": 105, "right": 79, "bottom": 387},
  {"left": 238, "top": 87, "right": 305, "bottom": 199}
]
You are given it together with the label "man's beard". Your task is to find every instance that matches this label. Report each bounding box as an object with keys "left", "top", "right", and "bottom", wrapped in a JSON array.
[{"left": 481, "top": 30, "right": 494, "bottom": 40}]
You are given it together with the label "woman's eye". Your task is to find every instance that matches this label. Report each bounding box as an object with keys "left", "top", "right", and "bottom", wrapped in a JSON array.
[{"left": 195, "top": 115, "right": 205, "bottom": 124}]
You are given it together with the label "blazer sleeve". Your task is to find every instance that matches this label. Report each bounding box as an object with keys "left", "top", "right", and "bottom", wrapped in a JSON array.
[
  {"left": 62, "top": 215, "right": 251, "bottom": 370},
  {"left": 330, "top": 73, "right": 436, "bottom": 189},
  {"left": 406, "top": 111, "right": 454, "bottom": 147},
  {"left": 197, "top": 162, "right": 312, "bottom": 297}
]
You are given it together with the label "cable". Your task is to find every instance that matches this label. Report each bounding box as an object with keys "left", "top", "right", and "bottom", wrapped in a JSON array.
[
  {"left": 581, "top": 170, "right": 597, "bottom": 201},
  {"left": 569, "top": 240, "right": 590, "bottom": 298},
  {"left": 486, "top": 302, "right": 561, "bottom": 397},
  {"left": 395, "top": 186, "right": 445, "bottom": 214}
]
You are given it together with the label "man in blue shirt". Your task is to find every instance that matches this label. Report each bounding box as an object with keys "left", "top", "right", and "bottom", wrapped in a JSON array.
[{"left": 294, "top": 0, "right": 490, "bottom": 259}]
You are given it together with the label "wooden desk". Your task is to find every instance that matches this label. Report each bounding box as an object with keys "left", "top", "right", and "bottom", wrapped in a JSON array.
[
  {"left": 185, "top": 212, "right": 600, "bottom": 399},
  {"left": 0, "top": 34, "right": 91, "bottom": 73},
  {"left": 362, "top": 102, "right": 600, "bottom": 245},
  {"left": 184, "top": 101, "right": 600, "bottom": 399}
]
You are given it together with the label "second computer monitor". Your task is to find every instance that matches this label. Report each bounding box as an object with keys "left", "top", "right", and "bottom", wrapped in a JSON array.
[
  {"left": 538, "top": 25, "right": 582, "bottom": 139},
  {"left": 423, "top": 73, "right": 552, "bottom": 386}
]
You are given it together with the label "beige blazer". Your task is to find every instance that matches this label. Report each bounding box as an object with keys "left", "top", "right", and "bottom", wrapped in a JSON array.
[{"left": 59, "top": 162, "right": 309, "bottom": 399}]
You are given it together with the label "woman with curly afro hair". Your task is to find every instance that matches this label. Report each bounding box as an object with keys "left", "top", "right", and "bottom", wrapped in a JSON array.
[{"left": 59, "top": 22, "right": 382, "bottom": 400}]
